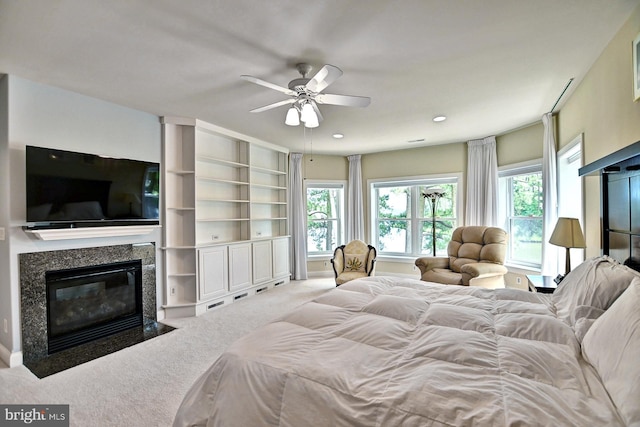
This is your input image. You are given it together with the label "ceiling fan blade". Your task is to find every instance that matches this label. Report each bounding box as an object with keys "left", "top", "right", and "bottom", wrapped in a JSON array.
[
  {"left": 305, "top": 65, "right": 343, "bottom": 93},
  {"left": 250, "top": 98, "right": 295, "bottom": 113},
  {"left": 315, "top": 93, "right": 371, "bottom": 108},
  {"left": 311, "top": 101, "right": 324, "bottom": 122},
  {"left": 241, "top": 75, "right": 297, "bottom": 96}
]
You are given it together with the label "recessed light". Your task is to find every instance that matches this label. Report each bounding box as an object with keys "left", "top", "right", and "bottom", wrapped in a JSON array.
[
  {"left": 433, "top": 115, "right": 447, "bottom": 122},
  {"left": 332, "top": 133, "right": 344, "bottom": 139}
]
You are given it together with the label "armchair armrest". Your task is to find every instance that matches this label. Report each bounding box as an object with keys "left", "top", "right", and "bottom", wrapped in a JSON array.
[
  {"left": 331, "top": 247, "right": 345, "bottom": 277},
  {"left": 460, "top": 262, "right": 508, "bottom": 278},
  {"left": 368, "top": 258, "right": 377, "bottom": 276},
  {"left": 366, "top": 246, "right": 377, "bottom": 275},
  {"left": 414, "top": 257, "right": 450, "bottom": 275},
  {"left": 460, "top": 262, "right": 508, "bottom": 288}
]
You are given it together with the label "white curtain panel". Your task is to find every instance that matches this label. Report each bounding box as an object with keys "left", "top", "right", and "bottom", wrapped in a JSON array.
[
  {"left": 541, "top": 113, "right": 559, "bottom": 276},
  {"left": 347, "top": 154, "right": 364, "bottom": 241},
  {"left": 288, "top": 153, "right": 308, "bottom": 280},
  {"left": 465, "top": 136, "right": 498, "bottom": 226}
]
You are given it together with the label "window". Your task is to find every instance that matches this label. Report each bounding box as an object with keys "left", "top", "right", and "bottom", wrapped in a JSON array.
[
  {"left": 498, "top": 162, "right": 543, "bottom": 269},
  {"left": 370, "top": 175, "right": 460, "bottom": 256},
  {"left": 557, "top": 136, "right": 584, "bottom": 271},
  {"left": 306, "top": 181, "right": 345, "bottom": 255},
  {"left": 142, "top": 165, "right": 159, "bottom": 218}
]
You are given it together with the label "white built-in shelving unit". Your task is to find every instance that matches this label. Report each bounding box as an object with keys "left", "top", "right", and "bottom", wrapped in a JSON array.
[{"left": 161, "top": 117, "right": 290, "bottom": 317}]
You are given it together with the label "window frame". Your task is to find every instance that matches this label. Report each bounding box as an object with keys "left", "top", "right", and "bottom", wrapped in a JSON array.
[
  {"left": 498, "top": 159, "right": 543, "bottom": 270},
  {"left": 304, "top": 180, "right": 347, "bottom": 257},
  {"left": 369, "top": 173, "right": 462, "bottom": 258}
]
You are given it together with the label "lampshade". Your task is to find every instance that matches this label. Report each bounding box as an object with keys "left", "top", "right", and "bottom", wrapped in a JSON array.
[
  {"left": 285, "top": 107, "right": 300, "bottom": 126},
  {"left": 304, "top": 112, "right": 319, "bottom": 128},
  {"left": 300, "top": 102, "right": 316, "bottom": 123},
  {"left": 549, "top": 217, "right": 586, "bottom": 249},
  {"left": 422, "top": 187, "right": 445, "bottom": 200}
]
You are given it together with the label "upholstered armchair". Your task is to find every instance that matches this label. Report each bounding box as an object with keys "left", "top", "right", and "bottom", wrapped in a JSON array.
[
  {"left": 415, "top": 226, "right": 508, "bottom": 288},
  {"left": 331, "top": 240, "right": 377, "bottom": 286}
]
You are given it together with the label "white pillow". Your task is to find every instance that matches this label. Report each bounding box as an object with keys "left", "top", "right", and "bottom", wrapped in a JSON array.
[
  {"left": 552, "top": 256, "right": 640, "bottom": 325},
  {"left": 572, "top": 305, "right": 605, "bottom": 343},
  {"left": 582, "top": 277, "right": 640, "bottom": 426}
]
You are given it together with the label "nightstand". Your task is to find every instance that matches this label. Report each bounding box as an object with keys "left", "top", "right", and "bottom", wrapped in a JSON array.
[{"left": 527, "top": 275, "right": 558, "bottom": 294}]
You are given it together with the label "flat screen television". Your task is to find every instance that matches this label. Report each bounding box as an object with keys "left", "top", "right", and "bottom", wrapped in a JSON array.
[{"left": 25, "top": 145, "right": 160, "bottom": 229}]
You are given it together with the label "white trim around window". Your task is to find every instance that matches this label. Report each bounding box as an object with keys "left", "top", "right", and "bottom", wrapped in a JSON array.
[
  {"left": 368, "top": 173, "right": 463, "bottom": 258},
  {"left": 498, "top": 159, "right": 543, "bottom": 270},
  {"left": 305, "top": 179, "right": 347, "bottom": 258}
]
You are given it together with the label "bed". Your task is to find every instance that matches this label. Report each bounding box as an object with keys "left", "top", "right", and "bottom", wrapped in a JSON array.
[{"left": 173, "top": 255, "right": 640, "bottom": 426}]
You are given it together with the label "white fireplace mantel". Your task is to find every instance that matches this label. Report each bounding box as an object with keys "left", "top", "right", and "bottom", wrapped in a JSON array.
[{"left": 23, "top": 225, "right": 160, "bottom": 241}]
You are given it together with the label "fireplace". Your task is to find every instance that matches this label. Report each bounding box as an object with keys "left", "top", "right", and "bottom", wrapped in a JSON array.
[
  {"left": 20, "top": 243, "right": 161, "bottom": 370},
  {"left": 46, "top": 260, "right": 143, "bottom": 354}
]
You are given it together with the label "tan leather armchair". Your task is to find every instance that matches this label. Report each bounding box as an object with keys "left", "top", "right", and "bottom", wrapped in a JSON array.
[
  {"left": 331, "top": 240, "right": 377, "bottom": 286},
  {"left": 415, "top": 226, "right": 508, "bottom": 288}
]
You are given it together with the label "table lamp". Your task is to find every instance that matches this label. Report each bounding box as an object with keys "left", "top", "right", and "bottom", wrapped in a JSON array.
[{"left": 549, "top": 217, "right": 586, "bottom": 276}]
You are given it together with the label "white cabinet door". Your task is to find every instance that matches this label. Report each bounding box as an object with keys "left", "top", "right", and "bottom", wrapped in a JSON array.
[
  {"left": 229, "top": 243, "right": 252, "bottom": 292},
  {"left": 252, "top": 240, "right": 273, "bottom": 284},
  {"left": 272, "top": 237, "right": 290, "bottom": 279},
  {"left": 198, "top": 246, "right": 228, "bottom": 301}
]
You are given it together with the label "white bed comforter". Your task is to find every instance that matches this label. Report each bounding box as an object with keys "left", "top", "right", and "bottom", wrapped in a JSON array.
[{"left": 173, "top": 277, "right": 625, "bottom": 427}]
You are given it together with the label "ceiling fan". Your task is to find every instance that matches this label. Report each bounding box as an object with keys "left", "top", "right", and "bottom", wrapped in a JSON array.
[{"left": 241, "top": 63, "right": 371, "bottom": 128}]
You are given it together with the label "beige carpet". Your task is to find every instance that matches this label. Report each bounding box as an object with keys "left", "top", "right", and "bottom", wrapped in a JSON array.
[{"left": 0, "top": 278, "right": 335, "bottom": 427}]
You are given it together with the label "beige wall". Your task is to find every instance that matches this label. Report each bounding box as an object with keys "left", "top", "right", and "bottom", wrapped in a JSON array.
[
  {"left": 557, "top": 5, "right": 640, "bottom": 258},
  {"left": 299, "top": 153, "right": 348, "bottom": 181},
  {"left": 362, "top": 143, "right": 467, "bottom": 180},
  {"left": 496, "top": 122, "right": 544, "bottom": 166}
]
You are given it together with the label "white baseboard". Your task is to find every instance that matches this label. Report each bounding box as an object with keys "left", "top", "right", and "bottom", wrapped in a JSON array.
[{"left": 0, "top": 343, "right": 23, "bottom": 368}]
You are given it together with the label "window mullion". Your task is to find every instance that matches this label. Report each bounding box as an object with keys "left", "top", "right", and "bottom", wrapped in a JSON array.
[{"left": 411, "top": 186, "right": 420, "bottom": 255}]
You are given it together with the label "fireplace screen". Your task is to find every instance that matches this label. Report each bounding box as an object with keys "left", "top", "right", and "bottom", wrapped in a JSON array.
[{"left": 46, "top": 260, "right": 143, "bottom": 353}]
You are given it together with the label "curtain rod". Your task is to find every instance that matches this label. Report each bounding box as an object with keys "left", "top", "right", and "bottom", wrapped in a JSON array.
[{"left": 549, "top": 78, "right": 574, "bottom": 113}]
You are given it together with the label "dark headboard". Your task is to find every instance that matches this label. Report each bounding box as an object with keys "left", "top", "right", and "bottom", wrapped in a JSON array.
[{"left": 580, "top": 141, "right": 640, "bottom": 264}]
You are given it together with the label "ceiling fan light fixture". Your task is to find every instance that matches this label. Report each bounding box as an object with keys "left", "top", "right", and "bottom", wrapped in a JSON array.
[
  {"left": 300, "top": 102, "right": 316, "bottom": 123},
  {"left": 304, "top": 113, "right": 319, "bottom": 128},
  {"left": 243, "top": 63, "right": 370, "bottom": 130},
  {"left": 285, "top": 106, "right": 300, "bottom": 126}
]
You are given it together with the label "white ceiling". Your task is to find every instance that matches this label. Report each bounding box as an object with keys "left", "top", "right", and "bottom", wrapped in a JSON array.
[{"left": 0, "top": 0, "right": 638, "bottom": 155}]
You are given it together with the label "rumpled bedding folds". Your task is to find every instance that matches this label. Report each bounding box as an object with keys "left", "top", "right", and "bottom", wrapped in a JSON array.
[{"left": 174, "top": 275, "right": 628, "bottom": 427}]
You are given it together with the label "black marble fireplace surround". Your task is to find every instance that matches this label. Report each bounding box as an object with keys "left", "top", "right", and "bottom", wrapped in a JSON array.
[{"left": 20, "top": 243, "right": 173, "bottom": 378}]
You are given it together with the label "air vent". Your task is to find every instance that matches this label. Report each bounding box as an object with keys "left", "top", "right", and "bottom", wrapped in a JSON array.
[
  {"left": 407, "top": 138, "right": 425, "bottom": 144},
  {"left": 208, "top": 301, "right": 224, "bottom": 310}
]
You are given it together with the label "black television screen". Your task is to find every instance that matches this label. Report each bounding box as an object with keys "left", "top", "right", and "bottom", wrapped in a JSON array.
[{"left": 26, "top": 145, "right": 160, "bottom": 227}]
